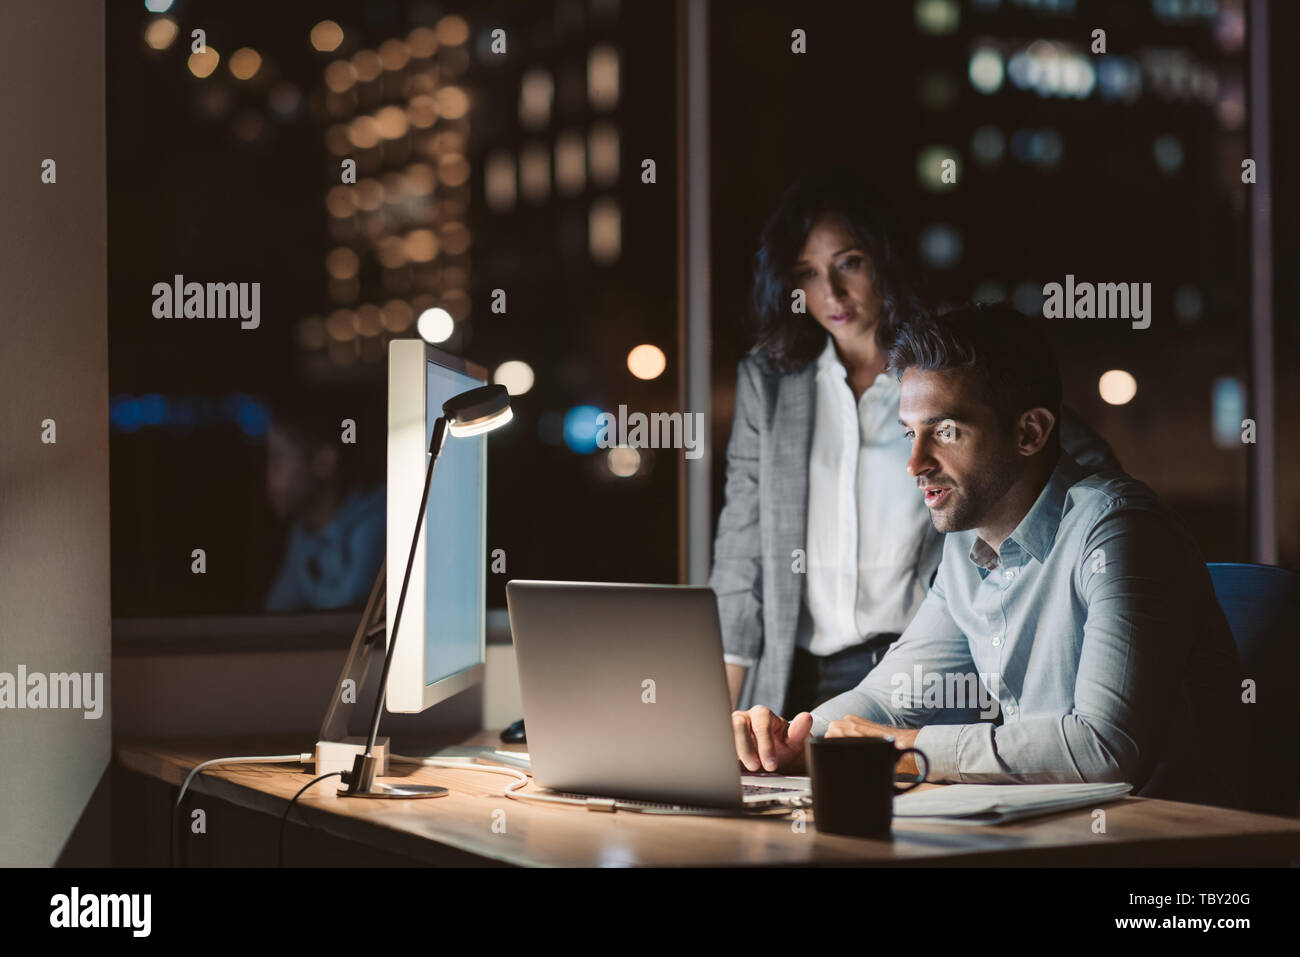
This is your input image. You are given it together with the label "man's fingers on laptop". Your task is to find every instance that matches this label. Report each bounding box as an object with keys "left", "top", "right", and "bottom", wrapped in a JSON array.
[
  {"left": 732, "top": 710, "right": 761, "bottom": 771},
  {"left": 742, "top": 707, "right": 766, "bottom": 771},
  {"left": 748, "top": 706, "right": 786, "bottom": 772}
]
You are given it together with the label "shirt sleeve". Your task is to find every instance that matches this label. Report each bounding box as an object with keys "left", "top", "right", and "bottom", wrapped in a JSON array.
[
  {"left": 809, "top": 567, "right": 980, "bottom": 735},
  {"left": 708, "top": 358, "right": 765, "bottom": 665},
  {"left": 913, "top": 503, "right": 1197, "bottom": 785}
]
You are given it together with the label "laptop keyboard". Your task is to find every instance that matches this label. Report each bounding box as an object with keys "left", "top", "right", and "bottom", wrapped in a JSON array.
[
  {"left": 743, "top": 783, "right": 801, "bottom": 796},
  {"left": 546, "top": 787, "right": 803, "bottom": 813},
  {"left": 549, "top": 790, "right": 734, "bottom": 813}
]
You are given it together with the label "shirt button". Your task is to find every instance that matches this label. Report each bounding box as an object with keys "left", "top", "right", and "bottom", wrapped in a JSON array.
[
  {"left": 991, "top": 636, "right": 1002, "bottom": 647},
  {"left": 1005, "top": 704, "right": 1017, "bottom": 716},
  {"left": 1005, "top": 569, "right": 1017, "bottom": 580}
]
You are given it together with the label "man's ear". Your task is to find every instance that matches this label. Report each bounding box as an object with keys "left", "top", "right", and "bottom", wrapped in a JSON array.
[{"left": 1015, "top": 407, "right": 1056, "bottom": 457}]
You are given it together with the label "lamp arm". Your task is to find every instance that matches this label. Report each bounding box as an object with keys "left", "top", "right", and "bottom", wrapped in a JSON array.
[{"left": 363, "top": 414, "right": 449, "bottom": 758}]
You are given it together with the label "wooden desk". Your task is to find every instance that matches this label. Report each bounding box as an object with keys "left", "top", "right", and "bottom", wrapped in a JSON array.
[{"left": 115, "top": 733, "right": 1300, "bottom": 867}]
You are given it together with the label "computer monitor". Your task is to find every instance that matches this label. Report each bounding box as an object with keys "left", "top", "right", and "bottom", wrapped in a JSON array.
[{"left": 385, "top": 339, "right": 488, "bottom": 712}]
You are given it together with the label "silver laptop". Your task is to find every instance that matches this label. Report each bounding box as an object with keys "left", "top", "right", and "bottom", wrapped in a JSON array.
[{"left": 505, "top": 580, "right": 811, "bottom": 810}]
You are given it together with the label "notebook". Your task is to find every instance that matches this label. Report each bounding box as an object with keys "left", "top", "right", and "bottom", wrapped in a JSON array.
[{"left": 893, "top": 783, "right": 1132, "bottom": 825}]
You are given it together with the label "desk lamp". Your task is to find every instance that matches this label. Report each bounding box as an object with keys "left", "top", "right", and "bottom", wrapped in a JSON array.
[{"left": 340, "top": 382, "right": 512, "bottom": 798}]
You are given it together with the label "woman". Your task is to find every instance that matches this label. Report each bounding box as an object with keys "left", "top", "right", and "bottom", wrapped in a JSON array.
[{"left": 711, "top": 169, "right": 1115, "bottom": 716}]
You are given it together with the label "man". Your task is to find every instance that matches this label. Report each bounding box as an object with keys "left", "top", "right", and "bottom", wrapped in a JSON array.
[
  {"left": 731, "top": 302, "right": 1246, "bottom": 809},
  {"left": 264, "top": 389, "right": 385, "bottom": 612}
]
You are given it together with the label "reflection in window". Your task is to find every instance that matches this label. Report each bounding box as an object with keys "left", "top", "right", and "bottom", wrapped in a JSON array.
[
  {"left": 485, "top": 150, "right": 517, "bottom": 212},
  {"left": 588, "top": 197, "right": 620, "bottom": 263},
  {"left": 519, "top": 67, "right": 554, "bottom": 129},
  {"left": 588, "top": 123, "right": 619, "bottom": 186},
  {"left": 520, "top": 141, "right": 551, "bottom": 203},
  {"left": 587, "top": 44, "right": 619, "bottom": 110},
  {"left": 555, "top": 131, "right": 587, "bottom": 195}
]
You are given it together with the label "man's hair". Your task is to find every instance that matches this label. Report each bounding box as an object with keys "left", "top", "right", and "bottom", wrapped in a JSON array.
[
  {"left": 267, "top": 384, "right": 384, "bottom": 486},
  {"left": 888, "top": 302, "right": 1062, "bottom": 444}
]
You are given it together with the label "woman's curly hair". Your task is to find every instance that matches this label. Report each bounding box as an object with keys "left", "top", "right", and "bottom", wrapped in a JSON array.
[{"left": 751, "top": 168, "right": 927, "bottom": 372}]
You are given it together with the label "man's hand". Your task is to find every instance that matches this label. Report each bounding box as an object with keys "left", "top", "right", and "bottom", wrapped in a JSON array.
[
  {"left": 732, "top": 706, "right": 813, "bottom": 773},
  {"left": 824, "top": 716, "right": 921, "bottom": 777}
]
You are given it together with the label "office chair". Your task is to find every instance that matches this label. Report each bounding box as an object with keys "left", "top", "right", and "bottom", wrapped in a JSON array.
[{"left": 1207, "top": 562, "right": 1300, "bottom": 818}]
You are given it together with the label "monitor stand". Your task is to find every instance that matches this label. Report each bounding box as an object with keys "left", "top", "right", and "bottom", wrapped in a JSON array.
[
  {"left": 315, "top": 563, "right": 392, "bottom": 778},
  {"left": 315, "top": 562, "right": 448, "bottom": 799}
]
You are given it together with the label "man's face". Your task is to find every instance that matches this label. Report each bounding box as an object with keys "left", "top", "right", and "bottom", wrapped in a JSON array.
[
  {"left": 898, "top": 368, "right": 1021, "bottom": 533},
  {"left": 266, "top": 424, "right": 318, "bottom": 519}
]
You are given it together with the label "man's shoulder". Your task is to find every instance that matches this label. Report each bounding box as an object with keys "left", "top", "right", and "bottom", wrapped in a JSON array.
[
  {"left": 1065, "top": 468, "right": 1160, "bottom": 511},
  {"left": 1061, "top": 468, "right": 1190, "bottom": 542},
  {"left": 336, "top": 485, "right": 386, "bottom": 535}
]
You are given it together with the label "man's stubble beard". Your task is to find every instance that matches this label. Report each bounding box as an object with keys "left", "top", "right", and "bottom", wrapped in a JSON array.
[{"left": 928, "top": 451, "right": 1021, "bottom": 534}]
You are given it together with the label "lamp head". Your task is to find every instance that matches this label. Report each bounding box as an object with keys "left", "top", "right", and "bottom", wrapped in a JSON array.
[{"left": 444, "top": 383, "right": 512, "bottom": 437}]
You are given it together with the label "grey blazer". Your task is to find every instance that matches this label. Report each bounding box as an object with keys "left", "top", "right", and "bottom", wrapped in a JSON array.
[{"left": 708, "top": 349, "right": 1121, "bottom": 715}]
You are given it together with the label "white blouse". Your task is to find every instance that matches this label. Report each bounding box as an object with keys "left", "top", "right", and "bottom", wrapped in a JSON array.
[{"left": 797, "top": 337, "right": 943, "bottom": 656}]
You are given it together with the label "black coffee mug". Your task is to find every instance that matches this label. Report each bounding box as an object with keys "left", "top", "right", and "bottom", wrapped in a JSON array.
[{"left": 806, "top": 736, "right": 930, "bottom": 837}]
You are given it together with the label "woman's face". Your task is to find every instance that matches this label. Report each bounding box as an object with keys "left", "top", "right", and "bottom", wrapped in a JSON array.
[{"left": 792, "top": 213, "right": 882, "bottom": 346}]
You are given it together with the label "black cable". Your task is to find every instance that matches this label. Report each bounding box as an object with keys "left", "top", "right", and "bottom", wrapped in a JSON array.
[
  {"left": 170, "top": 764, "right": 206, "bottom": 868},
  {"left": 170, "top": 791, "right": 181, "bottom": 868},
  {"left": 277, "top": 772, "right": 344, "bottom": 867},
  {"left": 170, "top": 776, "right": 196, "bottom": 867},
  {"left": 170, "top": 769, "right": 198, "bottom": 867}
]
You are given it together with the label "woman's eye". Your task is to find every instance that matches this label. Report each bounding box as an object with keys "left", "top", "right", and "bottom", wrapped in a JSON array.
[{"left": 840, "top": 256, "right": 863, "bottom": 270}]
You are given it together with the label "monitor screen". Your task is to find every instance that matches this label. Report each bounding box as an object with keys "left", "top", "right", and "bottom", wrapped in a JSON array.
[{"left": 422, "top": 359, "right": 487, "bottom": 686}]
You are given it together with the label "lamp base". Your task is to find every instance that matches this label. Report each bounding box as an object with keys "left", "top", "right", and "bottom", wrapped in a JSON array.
[
  {"left": 336, "top": 782, "right": 449, "bottom": 799},
  {"left": 337, "top": 751, "right": 449, "bottom": 799}
]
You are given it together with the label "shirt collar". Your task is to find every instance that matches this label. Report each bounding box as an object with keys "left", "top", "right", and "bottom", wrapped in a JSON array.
[
  {"left": 814, "top": 335, "right": 842, "bottom": 376},
  {"left": 967, "top": 452, "right": 1082, "bottom": 569},
  {"left": 813, "top": 335, "right": 897, "bottom": 393}
]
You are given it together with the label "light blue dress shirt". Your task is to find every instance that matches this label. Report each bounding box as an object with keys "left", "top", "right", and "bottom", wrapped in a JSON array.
[
  {"left": 809, "top": 453, "right": 1246, "bottom": 809},
  {"left": 265, "top": 484, "right": 386, "bottom": 612}
]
